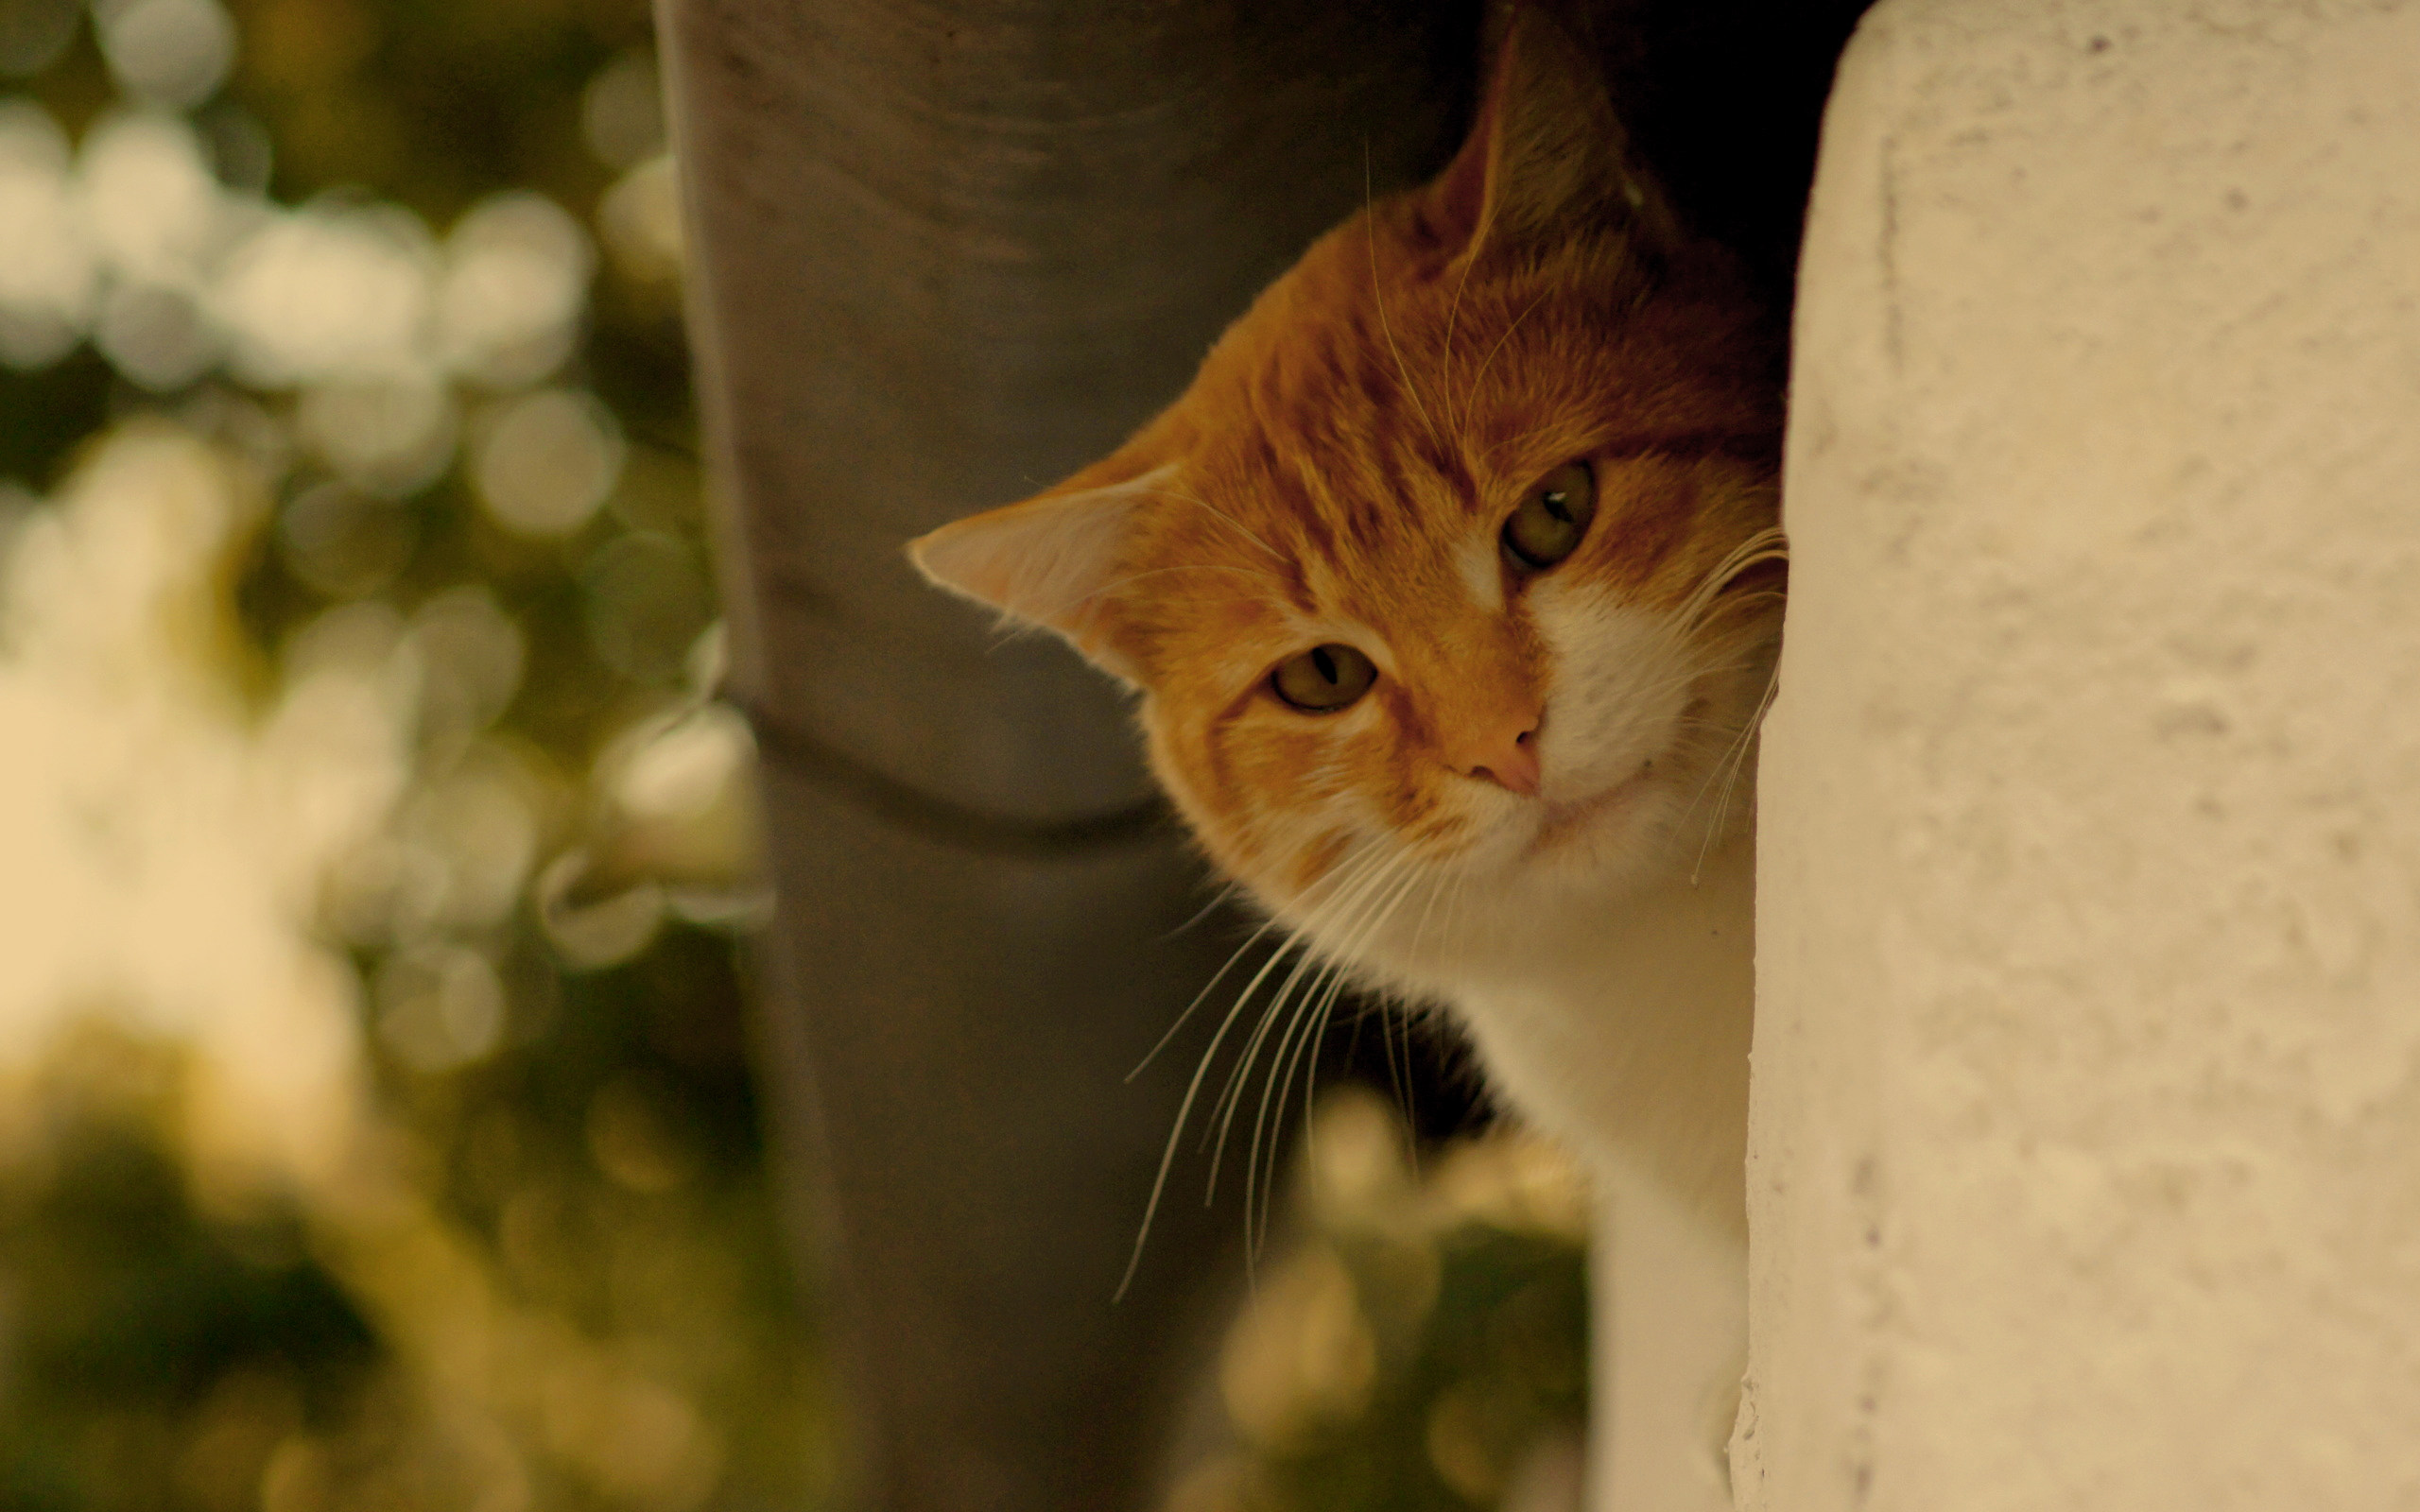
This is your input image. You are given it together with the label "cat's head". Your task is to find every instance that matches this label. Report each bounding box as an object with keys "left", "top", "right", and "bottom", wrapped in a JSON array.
[{"left": 909, "top": 12, "right": 1784, "bottom": 974}]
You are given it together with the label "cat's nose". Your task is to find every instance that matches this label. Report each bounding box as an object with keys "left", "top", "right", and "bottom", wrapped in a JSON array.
[{"left": 1452, "top": 709, "right": 1543, "bottom": 797}]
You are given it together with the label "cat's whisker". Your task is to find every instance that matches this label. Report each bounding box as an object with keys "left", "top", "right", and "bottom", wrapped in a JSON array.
[
  {"left": 1267, "top": 991, "right": 1354, "bottom": 1257},
  {"left": 1340, "top": 868, "right": 1444, "bottom": 1146},
  {"left": 1214, "top": 846, "right": 1409, "bottom": 1160},
  {"left": 1116, "top": 838, "right": 1394, "bottom": 1300},
  {"left": 1682, "top": 570, "right": 1789, "bottom": 643},
  {"left": 1438, "top": 249, "right": 1484, "bottom": 434},
  {"left": 1250, "top": 862, "right": 1428, "bottom": 1255},
  {"left": 1239, "top": 850, "right": 1417, "bottom": 1180},
  {"left": 1379, "top": 866, "right": 1461, "bottom": 1137},
  {"left": 1224, "top": 939, "right": 1335, "bottom": 1178},
  {"left": 1129, "top": 898, "right": 1289, "bottom": 1083},
  {"left": 1676, "top": 700, "right": 1764, "bottom": 809},
  {"left": 1400, "top": 868, "right": 1478, "bottom": 1174},
  {"left": 1363, "top": 149, "right": 1447, "bottom": 451},
  {"left": 1244, "top": 961, "right": 1339, "bottom": 1256},
  {"left": 1699, "top": 589, "right": 1788, "bottom": 627},
  {"left": 1676, "top": 525, "right": 1790, "bottom": 633},
  {"left": 1126, "top": 933, "right": 1324, "bottom": 1294},
  {"left": 1130, "top": 484, "right": 1288, "bottom": 564},
  {"left": 1403, "top": 858, "right": 1456, "bottom": 976},
  {"left": 1116, "top": 941, "right": 1289, "bottom": 1302},
  {"left": 1202, "top": 946, "right": 1307, "bottom": 1169},
  {"left": 1207, "top": 848, "right": 1409, "bottom": 1190},
  {"left": 1366, "top": 237, "right": 1446, "bottom": 451},
  {"left": 1133, "top": 844, "right": 1392, "bottom": 1089},
  {"left": 1723, "top": 661, "right": 1785, "bottom": 816},
  {"left": 1262, "top": 980, "right": 1354, "bottom": 1253},
  {"left": 1461, "top": 287, "right": 1552, "bottom": 427},
  {"left": 1069, "top": 562, "right": 1290, "bottom": 610},
  {"left": 1682, "top": 525, "right": 1786, "bottom": 603},
  {"left": 1258, "top": 861, "right": 1423, "bottom": 1214},
  {"left": 1155, "top": 878, "right": 1245, "bottom": 946},
  {"left": 1685, "top": 659, "right": 1783, "bottom": 883},
  {"left": 1219, "top": 880, "right": 1410, "bottom": 1260},
  {"left": 1692, "top": 730, "right": 1769, "bottom": 885}
]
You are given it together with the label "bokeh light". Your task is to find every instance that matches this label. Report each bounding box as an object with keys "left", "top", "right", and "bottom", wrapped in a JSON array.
[
  {"left": 95, "top": 0, "right": 239, "bottom": 109},
  {"left": 297, "top": 378, "right": 458, "bottom": 495},
  {"left": 598, "top": 153, "right": 681, "bottom": 284},
  {"left": 0, "top": 422, "right": 371, "bottom": 1186},
  {"left": 0, "top": 99, "right": 94, "bottom": 367},
  {"left": 276, "top": 478, "right": 415, "bottom": 595},
  {"left": 474, "top": 387, "right": 624, "bottom": 538},
  {"left": 82, "top": 110, "right": 228, "bottom": 284},
  {"left": 580, "top": 51, "right": 663, "bottom": 171},
  {"left": 0, "top": 8, "right": 825, "bottom": 1508},
  {"left": 1167, "top": 1088, "right": 1591, "bottom": 1512},
  {"left": 579, "top": 529, "right": 711, "bottom": 681},
  {"left": 216, "top": 202, "right": 436, "bottom": 386},
  {"left": 407, "top": 585, "right": 527, "bottom": 741},
  {"left": 437, "top": 192, "right": 593, "bottom": 389}
]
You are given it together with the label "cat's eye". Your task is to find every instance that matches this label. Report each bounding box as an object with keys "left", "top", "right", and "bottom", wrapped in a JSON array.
[
  {"left": 1270, "top": 644, "right": 1377, "bottom": 713},
  {"left": 1501, "top": 461, "right": 1597, "bottom": 571}
]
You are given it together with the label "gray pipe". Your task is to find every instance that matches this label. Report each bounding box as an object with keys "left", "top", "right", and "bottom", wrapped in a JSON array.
[{"left": 656, "top": 3, "right": 1478, "bottom": 1506}]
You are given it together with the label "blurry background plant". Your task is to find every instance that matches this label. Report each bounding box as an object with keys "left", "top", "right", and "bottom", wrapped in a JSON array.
[
  {"left": 1166, "top": 1091, "right": 1591, "bottom": 1512},
  {"left": 0, "top": 0, "right": 819, "bottom": 1507},
  {"left": 0, "top": 2, "right": 1586, "bottom": 1508}
]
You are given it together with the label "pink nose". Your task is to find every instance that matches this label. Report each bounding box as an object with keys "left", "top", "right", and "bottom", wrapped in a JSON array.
[{"left": 1452, "top": 709, "right": 1543, "bottom": 797}]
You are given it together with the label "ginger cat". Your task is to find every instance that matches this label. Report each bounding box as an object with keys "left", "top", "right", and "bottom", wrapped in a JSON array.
[{"left": 910, "top": 11, "right": 1784, "bottom": 1508}]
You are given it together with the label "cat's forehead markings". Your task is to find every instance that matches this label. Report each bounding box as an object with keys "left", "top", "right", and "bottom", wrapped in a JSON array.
[
  {"left": 1456, "top": 535, "right": 1505, "bottom": 613},
  {"left": 1260, "top": 543, "right": 1320, "bottom": 619}
]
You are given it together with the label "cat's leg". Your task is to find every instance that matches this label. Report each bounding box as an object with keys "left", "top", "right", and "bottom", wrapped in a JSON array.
[{"left": 1589, "top": 1166, "right": 1747, "bottom": 1512}]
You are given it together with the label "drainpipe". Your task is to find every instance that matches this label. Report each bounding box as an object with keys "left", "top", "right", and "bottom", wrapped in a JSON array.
[{"left": 656, "top": 4, "right": 1478, "bottom": 1506}]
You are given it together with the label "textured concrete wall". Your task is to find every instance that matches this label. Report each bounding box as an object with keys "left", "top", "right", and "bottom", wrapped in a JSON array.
[{"left": 1746, "top": 3, "right": 2420, "bottom": 1508}]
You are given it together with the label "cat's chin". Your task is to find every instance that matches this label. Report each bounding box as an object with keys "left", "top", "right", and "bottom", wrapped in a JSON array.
[{"left": 1525, "top": 767, "right": 1659, "bottom": 860}]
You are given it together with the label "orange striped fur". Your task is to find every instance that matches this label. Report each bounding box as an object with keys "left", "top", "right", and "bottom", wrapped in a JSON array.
[{"left": 912, "top": 10, "right": 1785, "bottom": 948}]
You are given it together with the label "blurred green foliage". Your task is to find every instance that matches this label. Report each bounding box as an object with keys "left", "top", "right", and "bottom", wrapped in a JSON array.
[
  {"left": 1288, "top": 1226, "right": 1588, "bottom": 1510},
  {"left": 1177, "top": 1093, "right": 1590, "bottom": 1512},
  {"left": 0, "top": 0, "right": 824, "bottom": 1507},
  {"left": 0, "top": 1038, "right": 379, "bottom": 1511}
]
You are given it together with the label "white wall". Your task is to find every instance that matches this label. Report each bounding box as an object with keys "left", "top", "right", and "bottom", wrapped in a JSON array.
[{"left": 1744, "top": 3, "right": 2420, "bottom": 1508}]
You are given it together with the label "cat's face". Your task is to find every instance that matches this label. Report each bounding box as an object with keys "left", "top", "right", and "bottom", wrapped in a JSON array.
[{"left": 911, "top": 17, "right": 1785, "bottom": 973}]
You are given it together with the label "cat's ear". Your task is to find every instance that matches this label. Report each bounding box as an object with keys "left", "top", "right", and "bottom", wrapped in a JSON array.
[
  {"left": 907, "top": 461, "right": 1174, "bottom": 685},
  {"left": 1428, "top": 8, "right": 1678, "bottom": 258}
]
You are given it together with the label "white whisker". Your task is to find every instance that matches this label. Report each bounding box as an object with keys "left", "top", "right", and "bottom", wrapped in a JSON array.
[
  {"left": 1439, "top": 249, "right": 1483, "bottom": 434},
  {"left": 1115, "top": 838, "right": 1394, "bottom": 1300},
  {"left": 1685, "top": 649, "right": 1783, "bottom": 882},
  {"left": 1246, "top": 860, "right": 1426, "bottom": 1252},
  {"left": 1205, "top": 849, "right": 1406, "bottom": 1182},
  {"left": 1214, "top": 850, "right": 1409, "bottom": 1185},
  {"left": 1364, "top": 148, "right": 1445, "bottom": 449},
  {"left": 1677, "top": 525, "right": 1789, "bottom": 633},
  {"left": 1461, "top": 288, "right": 1552, "bottom": 424},
  {"left": 1131, "top": 484, "right": 1288, "bottom": 563}
]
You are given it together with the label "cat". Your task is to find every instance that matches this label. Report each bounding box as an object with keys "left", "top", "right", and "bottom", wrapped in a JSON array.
[{"left": 908, "top": 10, "right": 1786, "bottom": 1509}]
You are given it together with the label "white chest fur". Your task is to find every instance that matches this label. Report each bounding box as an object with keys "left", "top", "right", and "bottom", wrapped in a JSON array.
[{"left": 1421, "top": 836, "right": 1758, "bottom": 1512}]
